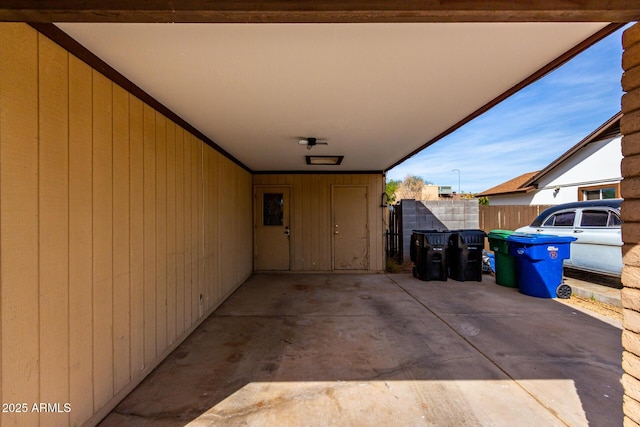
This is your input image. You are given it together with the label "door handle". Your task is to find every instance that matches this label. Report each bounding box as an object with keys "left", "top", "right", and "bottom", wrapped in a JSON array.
[
  {"left": 284, "top": 226, "right": 291, "bottom": 236},
  {"left": 574, "top": 230, "right": 583, "bottom": 233}
]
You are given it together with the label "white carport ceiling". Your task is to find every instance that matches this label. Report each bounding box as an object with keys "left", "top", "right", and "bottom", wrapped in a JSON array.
[{"left": 56, "top": 22, "right": 610, "bottom": 172}]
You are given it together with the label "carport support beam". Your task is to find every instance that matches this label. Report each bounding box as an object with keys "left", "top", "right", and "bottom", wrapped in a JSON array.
[
  {"left": 620, "top": 22, "right": 640, "bottom": 426},
  {"left": 1, "top": 1, "right": 640, "bottom": 23}
]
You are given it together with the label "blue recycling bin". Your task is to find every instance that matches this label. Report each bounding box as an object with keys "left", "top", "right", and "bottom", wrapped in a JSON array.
[{"left": 507, "top": 233, "right": 577, "bottom": 298}]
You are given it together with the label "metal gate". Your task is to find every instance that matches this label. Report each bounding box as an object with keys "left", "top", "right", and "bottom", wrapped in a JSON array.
[{"left": 385, "top": 204, "right": 402, "bottom": 262}]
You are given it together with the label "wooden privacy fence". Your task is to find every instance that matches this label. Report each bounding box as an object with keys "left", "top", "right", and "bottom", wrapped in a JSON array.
[{"left": 479, "top": 204, "right": 552, "bottom": 234}]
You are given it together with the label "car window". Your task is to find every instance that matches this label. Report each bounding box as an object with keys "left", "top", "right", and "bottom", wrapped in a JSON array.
[
  {"left": 542, "top": 211, "right": 575, "bottom": 227},
  {"left": 580, "top": 210, "right": 609, "bottom": 227},
  {"left": 608, "top": 211, "right": 622, "bottom": 227}
]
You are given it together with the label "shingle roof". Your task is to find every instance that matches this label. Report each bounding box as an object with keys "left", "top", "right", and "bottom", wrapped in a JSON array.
[{"left": 476, "top": 171, "right": 539, "bottom": 197}]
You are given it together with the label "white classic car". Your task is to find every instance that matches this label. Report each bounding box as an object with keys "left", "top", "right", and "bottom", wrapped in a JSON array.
[{"left": 516, "top": 199, "right": 623, "bottom": 277}]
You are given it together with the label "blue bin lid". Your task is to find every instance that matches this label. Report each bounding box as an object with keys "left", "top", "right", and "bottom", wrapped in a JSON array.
[{"left": 506, "top": 232, "right": 577, "bottom": 244}]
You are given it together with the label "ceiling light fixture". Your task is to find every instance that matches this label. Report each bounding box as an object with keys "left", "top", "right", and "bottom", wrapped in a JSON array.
[
  {"left": 299, "top": 137, "right": 329, "bottom": 150},
  {"left": 306, "top": 155, "right": 344, "bottom": 166}
]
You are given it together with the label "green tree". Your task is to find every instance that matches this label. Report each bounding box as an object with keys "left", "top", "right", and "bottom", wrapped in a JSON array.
[{"left": 385, "top": 179, "right": 401, "bottom": 204}]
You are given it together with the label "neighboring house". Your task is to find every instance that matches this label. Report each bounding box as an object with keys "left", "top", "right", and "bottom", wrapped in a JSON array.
[
  {"left": 476, "top": 171, "right": 540, "bottom": 204},
  {"left": 478, "top": 112, "right": 622, "bottom": 205},
  {"left": 421, "top": 184, "right": 440, "bottom": 200}
]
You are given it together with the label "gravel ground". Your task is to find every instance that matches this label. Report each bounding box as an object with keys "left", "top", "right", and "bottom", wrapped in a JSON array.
[{"left": 560, "top": 294, "right": 623, "bottom": 324}]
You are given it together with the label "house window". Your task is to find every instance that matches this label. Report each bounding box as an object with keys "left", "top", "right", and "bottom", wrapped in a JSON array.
[{"left": 578, "top": 183, "right": 620, "bottom": 201}]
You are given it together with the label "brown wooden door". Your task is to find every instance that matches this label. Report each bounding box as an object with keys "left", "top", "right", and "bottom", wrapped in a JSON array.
[
  {"left": 254, "top": 187, "right": 290, "bottom": 270},
  {"left": 332, "top": 185, "right": 369, "bottom": 270}
]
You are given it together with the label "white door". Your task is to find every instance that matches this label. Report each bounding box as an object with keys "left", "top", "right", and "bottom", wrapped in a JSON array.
[{"left": 332, "top": 185, "right": 369, "bottom": 270}]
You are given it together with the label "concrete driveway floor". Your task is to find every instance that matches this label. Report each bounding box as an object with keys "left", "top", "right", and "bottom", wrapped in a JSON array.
[{"left": 99, "top": 273, "right": 623, "bottom": 426}]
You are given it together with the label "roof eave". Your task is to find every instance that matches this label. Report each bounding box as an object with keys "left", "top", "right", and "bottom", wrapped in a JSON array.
[
  {"left": 477, "top": 185, "right": 537, "bottom": 198},
  {"left": 520, "top": 111, "right": 623, "bottom": 188},
  {"left": 2, "top": 2, "right": 639, "bottom": 23},
  {"left": 385, "top": 24, "right": 624, "bottom": 172}
]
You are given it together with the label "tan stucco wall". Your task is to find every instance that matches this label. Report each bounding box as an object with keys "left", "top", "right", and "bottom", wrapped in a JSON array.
[
  {"left": 421, "top": 185, "right": 440, "bottom": 200},
  {"left": 622, "top": 22, "right": 640, "bottom": 426},
  {"left": 0, "top": 23, "right": 253, "bottom": 426},
  {"left": 253, "top": 174, "right": 385, "bottom": 272}
]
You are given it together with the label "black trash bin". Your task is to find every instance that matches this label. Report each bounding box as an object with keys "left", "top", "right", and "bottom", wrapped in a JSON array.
[
  {"left": 411, "top": 230, "right": 451, "bottom": 281},
  {"left": 409, "top": 232, "right": 421, "bottom": 264},
  {"left": 447, "top": 229, "right": 487, "bottom": 282},
  {"left": 410, "top": 230, "right": 424, "bottom": 277}
]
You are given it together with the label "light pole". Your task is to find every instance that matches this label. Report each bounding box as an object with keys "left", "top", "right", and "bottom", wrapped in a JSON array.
[{"left": 452, "top": 169, "right": 460, "bottom": 195}]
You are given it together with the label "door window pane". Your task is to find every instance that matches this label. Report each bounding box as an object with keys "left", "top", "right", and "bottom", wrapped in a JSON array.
[
  {"left": 580, "top": 210, "right": 608, "bottom": 227},
  {"left": 542, "top": 215, "right": 555, "bottom": 227},
  {"left": 549, "top": 211, "right": 575, "bottom": 227},
  {"left": 608, "top": 212, "right": 622, "bottom": 227},
  {"left": 263, "top": 193, "right": 284, "bottom": 226}
]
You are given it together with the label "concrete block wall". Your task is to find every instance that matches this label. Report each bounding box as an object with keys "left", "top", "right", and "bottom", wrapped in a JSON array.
[
  {"left": 400, "top": 199, "right": 480, "bottom": 263},
  {"left": 622, "top": 22, "right": 640, "bottom": 426}
]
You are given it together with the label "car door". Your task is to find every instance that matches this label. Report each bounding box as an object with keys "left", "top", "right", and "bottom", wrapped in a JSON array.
[{"left": 570, "top": 208, "right": 622, "bottom": 275}]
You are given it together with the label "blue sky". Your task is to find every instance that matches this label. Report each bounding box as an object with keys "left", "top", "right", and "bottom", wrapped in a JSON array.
[{"left": 386, "top": 27, "right": 625, "bottom": 194}]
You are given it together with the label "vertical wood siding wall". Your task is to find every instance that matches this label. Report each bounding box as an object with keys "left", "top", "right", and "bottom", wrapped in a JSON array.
[
  {"left": 0, "top": 23, "right": 253, "bottom": 426},
  {"left": 253, "top": 174, "right": 385, "bottom": 272},
  {"left": 621, "top": 23, "right": 640, "bottom": 426}
]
